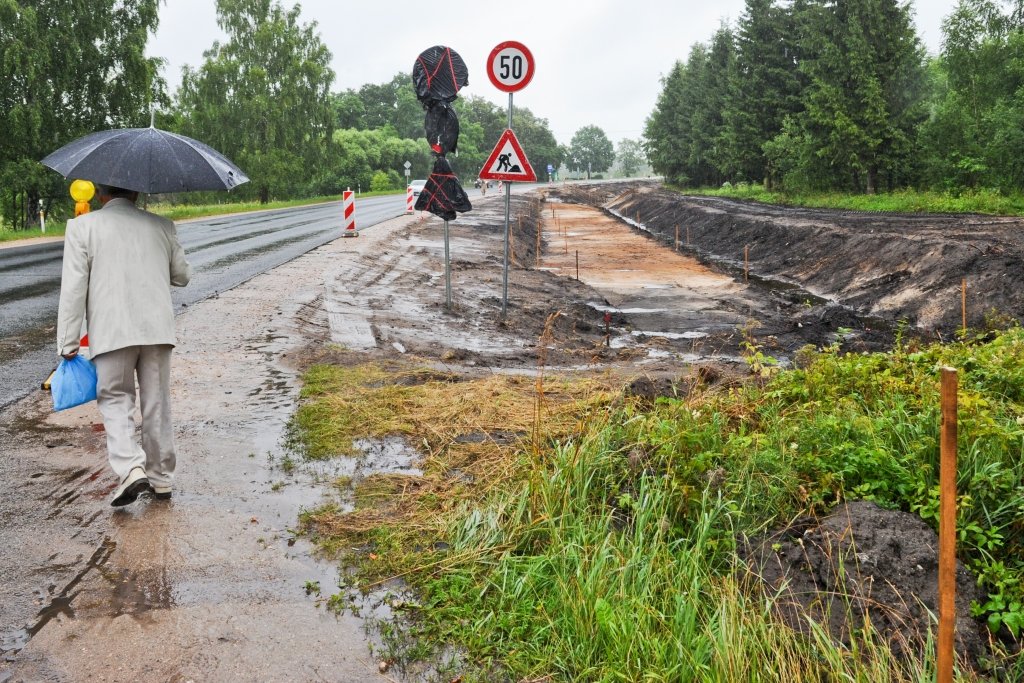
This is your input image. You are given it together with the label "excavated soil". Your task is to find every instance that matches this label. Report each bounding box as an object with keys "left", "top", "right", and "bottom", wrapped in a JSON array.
[
  {"left": 742, "top": 501, "right": 987, "bottom": 668},
  {"left": 562, "top": 182, "right": 1024, "bottom": 337}
]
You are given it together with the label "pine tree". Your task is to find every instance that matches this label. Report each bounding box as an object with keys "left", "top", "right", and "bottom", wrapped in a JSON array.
[
  {"left": 721, "top": 0, "right": 803, "bottom": 185},
  {"left": 644, "top": 60, "right": 690, "bottom": 184},
  {"left": 795, "top": 0, "right": 927, "bottom": 193},
  {"left": 644, "top": 28, "right": 736, "bottom": 188}
]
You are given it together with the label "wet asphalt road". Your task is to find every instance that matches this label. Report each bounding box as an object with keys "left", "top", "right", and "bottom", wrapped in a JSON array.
[{"left": 0, "top": 194, "right": 405, "bottom": 409}]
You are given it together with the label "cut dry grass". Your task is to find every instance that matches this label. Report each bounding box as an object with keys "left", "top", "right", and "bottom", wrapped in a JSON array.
[{"left": 291, "top": 361, "right": 614, "bottom": 556}]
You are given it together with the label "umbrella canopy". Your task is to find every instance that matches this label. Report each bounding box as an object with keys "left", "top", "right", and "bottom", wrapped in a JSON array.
[{"left": 40, "top": 127, "right": 249, "bottom": 194}]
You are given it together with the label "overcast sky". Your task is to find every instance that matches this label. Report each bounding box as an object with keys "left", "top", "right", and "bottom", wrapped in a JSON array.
[{"left": 149, "top": 0, "right": 959, "bottom": 146}]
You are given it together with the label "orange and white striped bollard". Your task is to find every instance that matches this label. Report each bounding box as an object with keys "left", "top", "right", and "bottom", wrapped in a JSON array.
[{"left": 342, "top": 188, "right": 358, "bottom": 237}]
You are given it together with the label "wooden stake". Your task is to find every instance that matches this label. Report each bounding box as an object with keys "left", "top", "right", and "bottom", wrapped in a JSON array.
[
  {"left": 575, "top": 250, "right": 579, "bottom": 280},
  {"left": 536, "top": 214, "right": 542, "bottom": 267},
  {"left": 961, "top": 278, "right": 967, "bottom": 333},
  {"left": 687, "top": 226, "right": 690, "bottom": 246},
  {"left": 937, "top": 367, "right": 958, "bottom": 683},
  {"left": 744, "top": 245, "right": 750, "bottom": 282},
  {"left": 511, "top": 216, "right": 518, "bottom": 267},
  {"left": 675, "top": 225, "right": 679, "bottom": 251}
]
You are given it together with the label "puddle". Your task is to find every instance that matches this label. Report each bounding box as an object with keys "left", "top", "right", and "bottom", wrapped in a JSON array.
[
  {"left": 329, "top": 438, "right": 425, "bottom": 514},
  {"left": 630, "top": 330, "right": 709, "bottom": 340},
  {"left": 1, "top": 307, "right": 365, "bottom": 672},
  {"left": 342, "top": 438, "right": 423, "bottom": 479},
  {"left": 1, "top": 538, "right": 116, "bottom": 660},
  {"left": 588, "top": 303, "right": 669, "bottom": 314}
]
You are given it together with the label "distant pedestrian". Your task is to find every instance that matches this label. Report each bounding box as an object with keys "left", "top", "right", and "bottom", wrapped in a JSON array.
[{"left": 57, "top": 185, "right": 192, "bottom": 506}]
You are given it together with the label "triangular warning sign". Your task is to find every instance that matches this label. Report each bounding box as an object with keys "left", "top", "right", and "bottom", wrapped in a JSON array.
[{"left": 479, "top": 129, "right": 537, "bottom": 182}]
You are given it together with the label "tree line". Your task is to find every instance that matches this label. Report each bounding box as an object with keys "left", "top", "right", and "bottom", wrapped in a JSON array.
[
  {"left": 0, "top": 0, "right": 647, "bottom": 228},
  {"left": 645, "top": 0, "right": 1024, "bottom": 196}
]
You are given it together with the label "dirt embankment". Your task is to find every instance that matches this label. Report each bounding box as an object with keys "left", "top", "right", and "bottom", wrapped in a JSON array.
[{"left": 562, "top": 183, "right": 1024, "bottom": 337}]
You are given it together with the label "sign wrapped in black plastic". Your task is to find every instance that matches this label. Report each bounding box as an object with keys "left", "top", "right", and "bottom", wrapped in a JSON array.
[
  {"left": 415, "top": 157, "right": 473, "bottom": 221},
  {"left": 413, "top": 45, "right": 472, "bottom": 220},
  {"left": 413, "top": 46, "right": 469, "bottom": 104}
]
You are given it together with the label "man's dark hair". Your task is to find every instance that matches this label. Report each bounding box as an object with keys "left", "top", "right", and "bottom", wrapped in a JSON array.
[{"left": 99, "top": 185, "right": 138, "bottom": 199}]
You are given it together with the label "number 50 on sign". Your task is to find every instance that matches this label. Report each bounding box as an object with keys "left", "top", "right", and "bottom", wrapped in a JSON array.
[{"left": 487, "top": 41, "right": 535, "bottom": 93}]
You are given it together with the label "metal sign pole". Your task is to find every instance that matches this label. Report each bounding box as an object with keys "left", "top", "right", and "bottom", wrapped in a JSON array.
[
  {"left": 502, "top": 92, "right": 513, "bottom": 317},
  {"left": 444, "top": 219, "right": 452, "bottom": 308}
]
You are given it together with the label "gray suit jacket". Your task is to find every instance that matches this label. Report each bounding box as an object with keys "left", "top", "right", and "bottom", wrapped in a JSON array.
[{"left": 57, "top": 198, "right": 192, "bottom": 357}]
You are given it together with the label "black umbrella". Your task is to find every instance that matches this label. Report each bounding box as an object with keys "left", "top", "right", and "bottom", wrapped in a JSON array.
[{"left": 40, "top": 127, "right": 249, "bottom": 194}]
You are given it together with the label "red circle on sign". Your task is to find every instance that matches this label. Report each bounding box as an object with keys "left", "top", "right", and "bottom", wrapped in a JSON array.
[{"left": 487, "top": 41, "right": 535, "bottom": 93}]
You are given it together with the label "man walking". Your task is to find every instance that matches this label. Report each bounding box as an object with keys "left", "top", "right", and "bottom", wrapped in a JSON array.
[{"left": 57, "top": 185, "right": 192, "bottom": 506}]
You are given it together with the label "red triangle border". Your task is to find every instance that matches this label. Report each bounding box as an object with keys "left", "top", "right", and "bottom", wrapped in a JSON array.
[{"left": 479, "top": 129, "right": 537, "bottom": 182}]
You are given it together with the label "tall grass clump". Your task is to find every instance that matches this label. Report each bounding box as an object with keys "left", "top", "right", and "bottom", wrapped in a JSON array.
[{"left": 409, "top": 412, "right": 941, "bottom": 681}]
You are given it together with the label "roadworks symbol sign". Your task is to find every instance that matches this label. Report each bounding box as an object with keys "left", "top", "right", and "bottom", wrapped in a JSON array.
[{"left": 479, "top": 129, "right": 537, "bottom": 182}]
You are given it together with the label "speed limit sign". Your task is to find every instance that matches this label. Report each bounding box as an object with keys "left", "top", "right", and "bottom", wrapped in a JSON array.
[{"left": 487, "top": 41, "right": 535, "bottom": 92}]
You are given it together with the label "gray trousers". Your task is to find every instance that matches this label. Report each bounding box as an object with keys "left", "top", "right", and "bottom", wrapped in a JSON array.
[{"left": 92, "top": 345, "right": 176, "bottom": 487}]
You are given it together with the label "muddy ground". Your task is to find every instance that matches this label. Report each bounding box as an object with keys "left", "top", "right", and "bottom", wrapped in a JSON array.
[{"left": 2, "top": 180, "right": 1013, "bottom": 680}]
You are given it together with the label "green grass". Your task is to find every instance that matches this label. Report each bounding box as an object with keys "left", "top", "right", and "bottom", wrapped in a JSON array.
[
  {"left": 150, "top": 188, "right": 403, "bottom": 222},
  {"left": 683, "top": 184, "right": 1024, "bottom": 215},
  {"left": 0, "top": 222, "right": 66, "bottom": 242},
  {"left": 295, "top": 327, "right": 1024, "bottom": 680}
]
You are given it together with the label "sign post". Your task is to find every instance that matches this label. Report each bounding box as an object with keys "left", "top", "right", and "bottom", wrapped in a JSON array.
[{"left": 484, "top": 40, "right": 535, "bottom": 316}]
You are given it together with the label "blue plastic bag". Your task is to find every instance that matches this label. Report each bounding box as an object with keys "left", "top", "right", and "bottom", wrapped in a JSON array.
[{"left": 51, "top": 355, "right": 98, "bottom": 411}]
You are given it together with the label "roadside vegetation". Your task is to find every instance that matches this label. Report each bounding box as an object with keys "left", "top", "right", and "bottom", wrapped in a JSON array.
[
  {"left": 0, "top": 223, "right": 66, "bottom": 243},
  {"left": 148, "top": 189, "right": 401, "bottom": 223},
  {"left": 1, "top": 1, "right": 576, "bottom": 234},
  {"left": 645, "top": 0, "right": 1024, "bottom": 209},
  {"left": 290, "top": 326, "right": 1024, "bottom": 681},
  {"left": 683, "top": 184, "right": 1024, "bottom": 216},
  {"left": 0, "top": 190, "right": 403, "bottom": 243}
]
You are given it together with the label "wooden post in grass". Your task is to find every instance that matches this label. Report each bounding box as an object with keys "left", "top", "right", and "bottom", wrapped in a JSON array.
[
  {"left": 961, "top": 279, "right": 967, "bottom": 334},
  {"left": 937, "top": 366, "right": 958, "bottom": 683}
]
